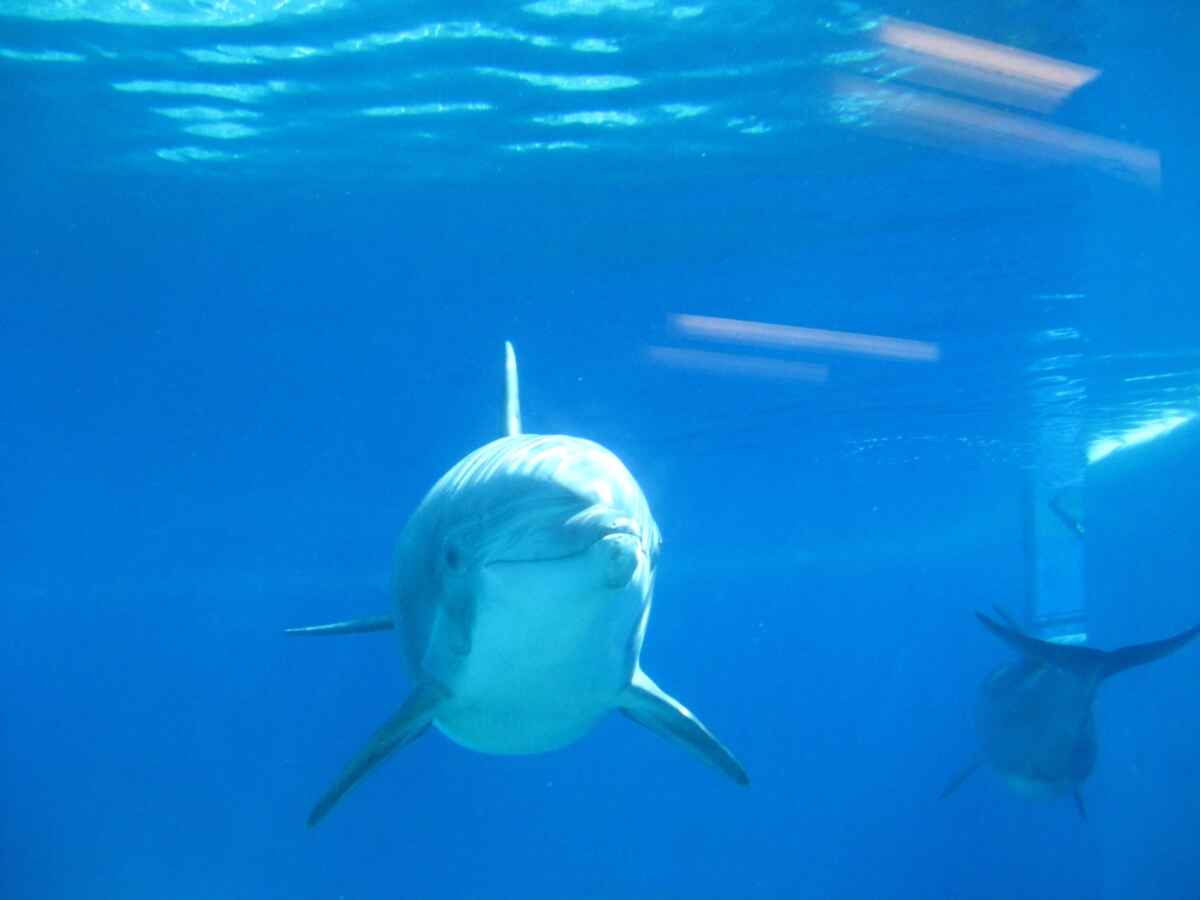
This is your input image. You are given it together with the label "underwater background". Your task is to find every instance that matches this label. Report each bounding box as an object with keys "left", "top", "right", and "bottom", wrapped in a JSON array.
[{"left": 3, "top": 1, "right": 1199, "bottom": 898}]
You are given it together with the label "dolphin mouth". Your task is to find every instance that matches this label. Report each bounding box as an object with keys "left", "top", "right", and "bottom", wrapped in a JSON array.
[{"left": 486, "top": 523, "right": 641, "bottom": 566}]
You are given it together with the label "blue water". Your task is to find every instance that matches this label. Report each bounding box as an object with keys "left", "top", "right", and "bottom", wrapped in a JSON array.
[{"left": 3, "top": 1, "right": 1200, "bottom": 898}]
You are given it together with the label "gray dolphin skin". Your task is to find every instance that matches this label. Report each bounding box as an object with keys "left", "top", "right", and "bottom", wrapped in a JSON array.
[
  {"left": 942, "top": 609, "right": 1200, "bottom": 819},
  {"left": 288, "top": 342, "right": 748, "bottom": 826}
]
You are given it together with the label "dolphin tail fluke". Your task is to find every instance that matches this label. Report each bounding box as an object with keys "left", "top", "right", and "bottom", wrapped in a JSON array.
[
  {"left": 1098, "top": 623, "right": 1200, "bottom": 679},
  {"left": 976, "top": 612, "right": 1200, "bottom": 681},
  {"left": 619, "top": 668, "right": 749, "bottom": 786},
  {"left": 940, "top": 760, "right": 981, "bottom": 800},
  {"left": 505, "top": 340, "right": 522, "bottom": 437},
  {"left": 1073, "top": 789, "right": 1088, "bottom": 821},
  {"left": 285, "top": 615, "right": 394, "bottom": 636},
  {"left": 990, "top": 604, "right": 1023, "bottom": 631},
  {"left": 307, "top": 681, "right": 447, "bottom": 827},
  {"left": 976, "top": 612, "right": 1108, "bottom": 677}
]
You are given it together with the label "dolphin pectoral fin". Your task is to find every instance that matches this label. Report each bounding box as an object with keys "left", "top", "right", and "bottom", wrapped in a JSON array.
[
  {"left": 285, "top": 616, "right": 394, "bottom": 636},
  {"left": 308, "top": 681, "right": 447, "bottom": 827},
  {"left": 1073, "top": 789, "right": 1087, "bottom": 821},
  {"left": 619, "top": 668, "right": 749, "bottom": 786},
  {"left": 940, "top": 760, "right": 981, "bottom": 799}
]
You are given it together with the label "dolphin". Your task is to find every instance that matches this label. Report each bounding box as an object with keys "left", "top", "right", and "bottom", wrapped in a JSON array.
[
  {"left": 288, "top": 342, "right": 748, "bottom": 825},
  {"left": 942, "top": 608, "right": 1200, "bottom": 818}
]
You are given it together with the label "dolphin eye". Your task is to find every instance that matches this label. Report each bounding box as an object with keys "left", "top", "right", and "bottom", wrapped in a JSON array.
[{"left": 443, "top": 542, "right": 462, "bottom": 570}]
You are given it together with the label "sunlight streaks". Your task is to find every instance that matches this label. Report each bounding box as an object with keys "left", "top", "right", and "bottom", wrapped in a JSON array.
[
  {"left": 534, "top": 110, "right": 639, "bottom": 126},
  {"left": 155, "top": 146, "right": 240, "bottom": 162},
  {"left": 504, "top": 140, "right": 588, "bottom": 152},
  {"left": 362, "top": 102, "right": 493, "bottom": 117},
  {"left": 477, "top": 67, "right": 638, "bottom": 91},
  {"left": 333, "top": 22, "right": 557, "bottom": 54},
  {"left": 114, "top": 79, "right": 297, "bottom": 103},
  {"left": 153, "top": 106, "right": 262, "bottom": 121},
  {"left": 0, "top": 47, "right": 85, "bottom": 62}
]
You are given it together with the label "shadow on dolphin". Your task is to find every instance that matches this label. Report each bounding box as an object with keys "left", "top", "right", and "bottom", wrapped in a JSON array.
[
  {"left": 943, "top": 608, "right": 1200, "bottom": 819},
  {"left": 288, "top": 342, "right": 748, "bottom": 826}
]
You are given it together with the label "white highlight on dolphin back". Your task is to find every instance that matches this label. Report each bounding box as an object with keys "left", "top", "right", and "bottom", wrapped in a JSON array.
[{"left": 430, "top": 434, "right": 657, "bottom": 546}]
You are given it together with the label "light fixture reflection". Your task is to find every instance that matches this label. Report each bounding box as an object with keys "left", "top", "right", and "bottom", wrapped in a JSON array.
[
  {"left": 646, "top": 346, "right": 829, "bottom": 382},
  {"left": 836, "top": 18, "right": 1161, "bottom": 189},
  {"left": 879, "top": 17, "right": 1098, "bottom": 113},
  {"left": 838, "top": 75, "right": 1161, "bottom": 189},
  {"left": 671, "top": 313, "right": 940, "bottom": 362}
]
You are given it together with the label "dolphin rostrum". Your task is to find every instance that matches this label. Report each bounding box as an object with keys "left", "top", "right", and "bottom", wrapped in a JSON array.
[
  {"left": 942, "top": 608, "right": 1200, "bottom": 819},
  {"left": 288, "top": 342, "right": 748, "bottom": 825}
]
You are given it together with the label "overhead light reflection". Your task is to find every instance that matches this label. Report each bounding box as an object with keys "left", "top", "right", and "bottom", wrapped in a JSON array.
[
  {"left": 671, "top": 313, "right": 940, "bottom": 362},
  {"left": 836, "top": 18, "right": 1161, "bottom": 189},
  {"left": 879, "top": 17, "right": 1098, "bottom": 112},
  {"left": 836, "top": 75, "right": 1161, "bottom": 189},
  {"left": 646, "top": 346, "right": 829, "bottom": 383}
]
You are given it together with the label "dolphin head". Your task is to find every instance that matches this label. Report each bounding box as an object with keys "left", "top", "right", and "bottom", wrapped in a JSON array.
[
  {"left": 394, "top": 434, "right": 662, "bottom": 685},
  {"left": 435, "top": 434, "right": 660, "bottom": 582}
]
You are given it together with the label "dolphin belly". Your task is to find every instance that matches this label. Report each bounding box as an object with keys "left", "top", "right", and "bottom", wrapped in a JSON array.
[
  {"left": 976, "top": 659, "right": 1098, "bottom": 795},
  {"left": 434, "top": 536, "right": 650, "bottom": 754}
]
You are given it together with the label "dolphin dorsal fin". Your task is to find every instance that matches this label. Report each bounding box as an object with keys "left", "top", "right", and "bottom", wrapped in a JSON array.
[{"left": 505, "top": 340, "right": 522, "bottom": 436}]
